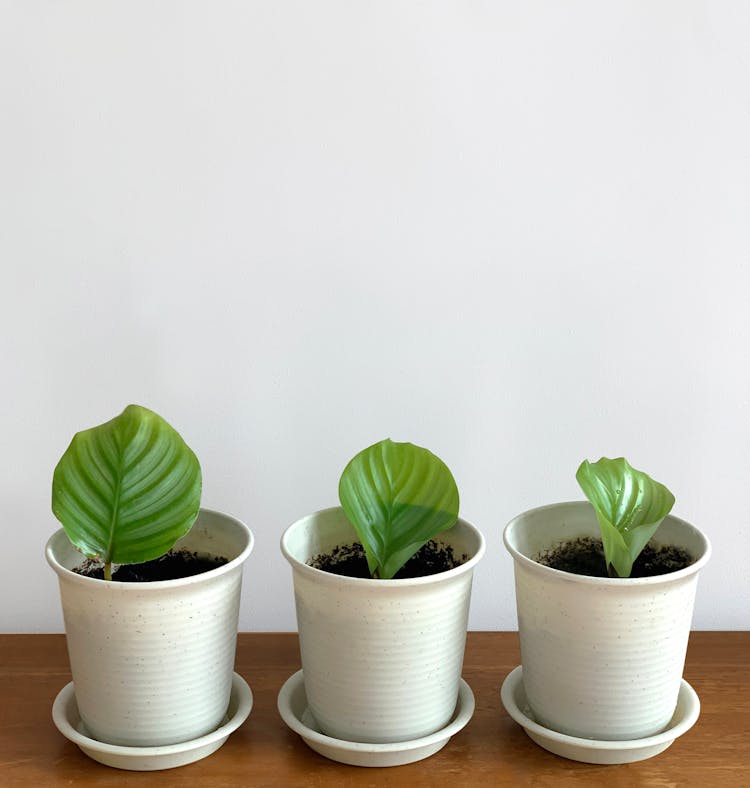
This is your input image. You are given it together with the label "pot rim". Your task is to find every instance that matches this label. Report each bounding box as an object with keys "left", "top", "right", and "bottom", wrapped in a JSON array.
[
  {"left": 281, "top": 506, "right": 486, "bottom": 588},
  {"left": 503, "top": 499, "right": 711, "bottom": 587},
  {"left": 45, "top": 507, "right": 254, "bottom": 591}
]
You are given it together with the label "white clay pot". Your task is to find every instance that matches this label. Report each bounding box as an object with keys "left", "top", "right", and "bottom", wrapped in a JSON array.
[
  {"left": 281, "top": 507, "right": 485, "bottom": 744},
  {"left": 503, "top": 501, "right": 711, "bottom": 741},
  {"left": 46, "top": 508, "right": 254, "bottom": 747}
]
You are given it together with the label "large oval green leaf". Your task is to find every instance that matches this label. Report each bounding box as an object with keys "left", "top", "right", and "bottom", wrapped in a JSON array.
[
  {"left": 52, "top": 404, "right": 202, "bottom": 567},
  {"left": 338, "top": 439, "right": 459, "bottom": 579},
  {"left": 576, "top": 457, "right": 675, "bottom": 578}
]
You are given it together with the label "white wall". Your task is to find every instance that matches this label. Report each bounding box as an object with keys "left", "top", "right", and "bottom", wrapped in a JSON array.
[{"left": 1, "top": 2, "right": 748, "bottom": 632}]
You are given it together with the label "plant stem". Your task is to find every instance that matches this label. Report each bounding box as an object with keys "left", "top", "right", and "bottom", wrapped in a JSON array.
[
  {"left": 104, "top": 562, "right": 112, "bottom": 581},
  {"left": 607, "top": 563, "right": 619, "bottom": 579}
]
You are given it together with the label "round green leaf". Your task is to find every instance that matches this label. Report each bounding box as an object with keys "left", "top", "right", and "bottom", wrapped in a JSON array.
[
  {"left": 576, "top": 457, "right": 675, "bottom": 577},
  {"left": 52, "top": 404, "right": 202, "bottom": 565},
  {"left": 338, "top": 439, "right": 459, "bottom": 579}
]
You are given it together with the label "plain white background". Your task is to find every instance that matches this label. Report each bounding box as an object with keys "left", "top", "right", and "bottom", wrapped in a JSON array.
[{"left": 1, "top": 2, "right": 748, "bottom": 632}]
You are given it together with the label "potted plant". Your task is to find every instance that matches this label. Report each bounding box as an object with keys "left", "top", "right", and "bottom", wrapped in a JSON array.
[
  {"left": 278, "top": 438, "right": 485, "bottom": 765},
  {"left": 46, "top": 404, "right": 254, "bottom": 768},
  {"left": 502, "top": 457, "right": 711, "bottom": 763}
]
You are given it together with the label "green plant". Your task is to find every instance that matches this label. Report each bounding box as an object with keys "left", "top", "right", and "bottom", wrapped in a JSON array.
[
  {"left": 338, "top": 438, "right": 459, "bottom": 579},
  {"left": 52, "top": 404, "right": 202, "bottom": 581},
  {"left": 576, "top": 456, "right": 675, "bottom": 578}
]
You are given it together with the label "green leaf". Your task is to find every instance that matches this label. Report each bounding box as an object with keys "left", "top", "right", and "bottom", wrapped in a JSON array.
[
  {"left": 52, "top": 404, "right": 202, "bottom": 568},
  {"left": 576, "top": 457, "right": 675, "bottom": 577},
  {"left": 338, "top": 439, "right": 459, "bottom": 579}
]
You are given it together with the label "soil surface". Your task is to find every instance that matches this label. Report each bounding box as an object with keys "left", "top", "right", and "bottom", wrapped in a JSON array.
[
  {"left": 535, "top": 536, "right": 694, "bottom": 578},
  {"left": 309, "top": 540, "right": 467, "bottom": 579},
  {"left": 75, "top": 549, "right": 228, "bottom": 582}
]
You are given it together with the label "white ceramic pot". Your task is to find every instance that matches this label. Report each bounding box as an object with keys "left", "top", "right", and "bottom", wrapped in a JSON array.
[
  {"left": 503, "top": 501, "right": 711, "bottom": 741},
  {"left": 281, "top": 507, "right": 485, "bottom": 744},
  {"left": 46, "top": 508, "right": 254, "bottom": 747}
]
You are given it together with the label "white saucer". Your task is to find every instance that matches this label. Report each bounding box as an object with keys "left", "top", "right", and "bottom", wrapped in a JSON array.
[
  {"left": 500, "top": 665, "right": 700, "bottom": 764},
  {"left": 277, "top": 670, "right": 475, "bottom": 767},
  {"left": 52, "top": 672, "right": 253, "bottom": 770}
]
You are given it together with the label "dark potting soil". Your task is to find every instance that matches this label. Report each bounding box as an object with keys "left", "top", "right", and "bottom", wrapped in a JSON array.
[
  {"left": 535, "top": 536, "right": 694, "bottom": 578},
  {"left": 75, "top": 549, "right": 228, "bottom": 582},
  {"left": 309, "top": 540, "right": 467, "bottom": 579}
]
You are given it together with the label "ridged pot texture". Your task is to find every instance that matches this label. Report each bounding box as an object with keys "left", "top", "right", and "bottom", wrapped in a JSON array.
[
  {"left": 281, "top": 507, "right": 485, "bottom": 744},
  {"left": 504, "top": 501, "right": 711, "bottom": 741},
  {"left": 46, "top": 509, "right": 253, "bottom": 747}
]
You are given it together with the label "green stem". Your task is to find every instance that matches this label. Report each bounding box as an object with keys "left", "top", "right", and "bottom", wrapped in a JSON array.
[{"left": 104, "top": 561, "right": 112, "bottom": 581}]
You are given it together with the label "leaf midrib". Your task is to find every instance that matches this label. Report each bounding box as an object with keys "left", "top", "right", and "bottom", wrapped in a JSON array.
[{"left": 104, "top": 433, "right": 125, "bottom": 564}]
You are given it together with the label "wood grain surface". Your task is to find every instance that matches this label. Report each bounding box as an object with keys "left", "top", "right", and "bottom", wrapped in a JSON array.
[{"left": 1, "top": 632, "right": 747, "bottom": 786}]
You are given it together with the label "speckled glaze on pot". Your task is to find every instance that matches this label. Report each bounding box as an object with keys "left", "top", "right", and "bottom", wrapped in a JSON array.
[
  {"left": 46, "top": 509, "right": 253, "bottom": 747},
  {"left": 503, "top": 501, "right": 710, "bottom": 741},
  {"left": 281, "top": 507, "right": 485, "bottom": 744}
]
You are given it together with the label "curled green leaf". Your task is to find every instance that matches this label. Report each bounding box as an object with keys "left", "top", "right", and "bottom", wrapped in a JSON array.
[
  {"left": 576, "top": 456, "right": 675, "bottom": 578},
  {"left": 338, "top": 439, "right": 460, "bottom": 579},
  {"left": 52, "top": 405, "right": 202, "bottom": 572}
]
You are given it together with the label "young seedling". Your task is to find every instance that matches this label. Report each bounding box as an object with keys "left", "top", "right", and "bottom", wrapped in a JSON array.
[
  {"left": 52, "top": 404, "right": 202, "bottom": 581},
  {"left": 338, "top": 438, "right": 459, "bottom": 579},
  {"left": 576, "top": 456, "right": 675, "bottom": 578}
]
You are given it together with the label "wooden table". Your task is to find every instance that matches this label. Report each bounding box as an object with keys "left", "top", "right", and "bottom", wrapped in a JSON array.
[{"left": 1, "top": 632, "right": 747, "bottom": 786}]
